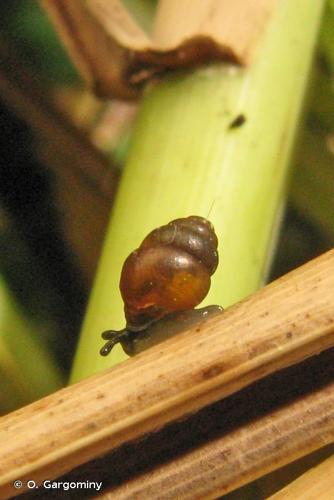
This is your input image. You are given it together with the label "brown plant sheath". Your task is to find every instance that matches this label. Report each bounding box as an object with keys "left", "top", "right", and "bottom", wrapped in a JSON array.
[{"left": 42, "top": 0, "right": 277, "bottom": 99}]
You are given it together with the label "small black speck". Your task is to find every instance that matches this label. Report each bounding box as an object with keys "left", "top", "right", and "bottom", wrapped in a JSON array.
[{"left": 229, "top": 114, "right": 246, "bottom": 129}]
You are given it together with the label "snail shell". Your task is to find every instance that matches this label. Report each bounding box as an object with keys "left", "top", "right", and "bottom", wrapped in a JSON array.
[{"left": 120, "top": 215, "right": 219, "bottom": 331}]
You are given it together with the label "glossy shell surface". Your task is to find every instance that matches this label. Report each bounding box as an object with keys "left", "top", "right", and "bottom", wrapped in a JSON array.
[{"left": 120, "top": 216, "right": 219, "bottom": 331}]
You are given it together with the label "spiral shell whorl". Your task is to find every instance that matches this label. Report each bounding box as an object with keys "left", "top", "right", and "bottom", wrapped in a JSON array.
[{"left": 142, "top": 216, "right": 218, "bottom": 275}]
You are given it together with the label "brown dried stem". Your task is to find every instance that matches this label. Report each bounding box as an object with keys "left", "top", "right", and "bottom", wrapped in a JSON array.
[
  {"left": 100, "top": 357, "right": 334, "bottom": 499},
  {"left": 0, "top": 249, "right": 334, "bottom": 498},
  {"left": 0, "top": 41, "right": 117, "bottom": 283}
]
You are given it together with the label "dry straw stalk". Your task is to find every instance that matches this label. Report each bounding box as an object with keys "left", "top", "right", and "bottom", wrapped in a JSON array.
[
  {"left": 0, "top": 249, "right": 334, "bottom": 498},
  {"left": 101, "top": 355, "right": 334, "bottom": 498}
]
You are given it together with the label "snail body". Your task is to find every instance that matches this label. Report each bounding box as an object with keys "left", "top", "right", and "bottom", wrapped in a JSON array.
[
  {"left": 100, "top": 215, "right": 221, "bottom": 356},
  {"left": 119, "top": 305, "right": 223, "bottom": 356}
]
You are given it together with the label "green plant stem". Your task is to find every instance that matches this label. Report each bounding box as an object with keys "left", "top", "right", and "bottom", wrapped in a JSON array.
[
  {"left": 0, "top": 277, "right": 64, "bottom": 413},
  {"left": 71, "top": 0, "right": 325, "bottom": 382}
]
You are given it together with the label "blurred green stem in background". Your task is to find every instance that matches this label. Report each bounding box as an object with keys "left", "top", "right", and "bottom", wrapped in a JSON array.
[
  {"left": 71, "top": 0, "right": 325, "bottom": 382},
  {"left": 291, "top": 125, "right": 334, "bottom": 242},
  {"left": 289, "top": 1, "right": 334, "bottom": 243},
  {"left": 0, "top": 276, "right": 64, "bottom": 413}
]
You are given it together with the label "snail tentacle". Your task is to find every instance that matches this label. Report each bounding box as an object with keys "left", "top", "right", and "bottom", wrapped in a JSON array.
[{"left": 100, "top": 329, "right": 130, "bottom": 356}]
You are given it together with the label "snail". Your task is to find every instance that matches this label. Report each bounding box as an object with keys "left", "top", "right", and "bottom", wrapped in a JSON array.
[{"left": 100, "top": 215, "right": 223, "bottom": 356}]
